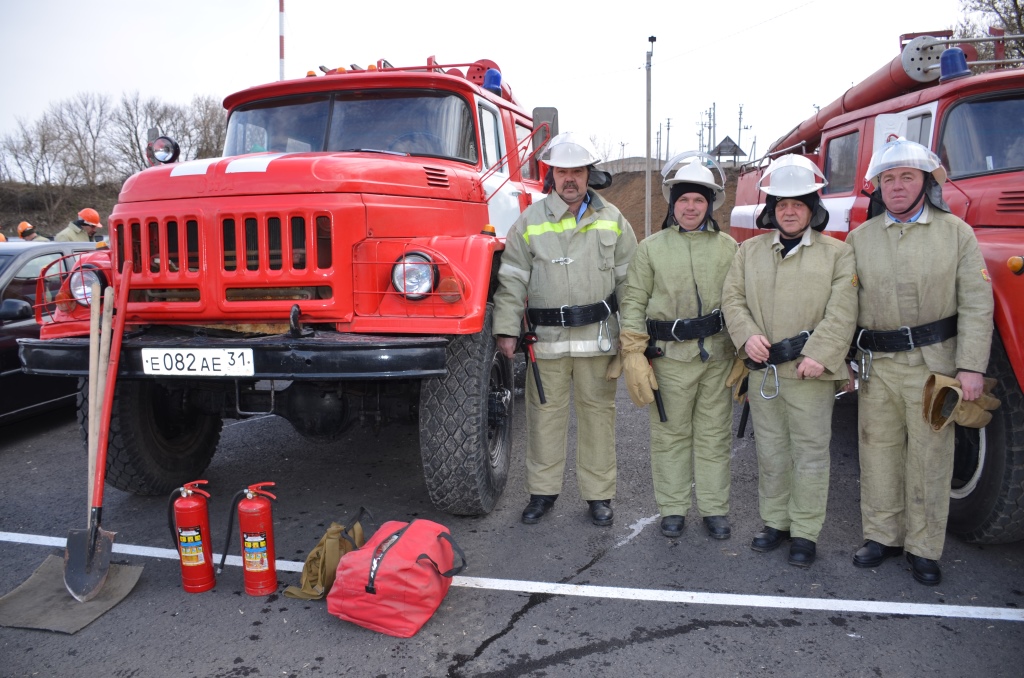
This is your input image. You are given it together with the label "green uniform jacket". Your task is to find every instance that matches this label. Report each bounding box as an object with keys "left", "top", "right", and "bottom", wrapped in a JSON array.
[
  {"left": 845, "top": 205, "right": 993, "bottom": 374},
  {"left": 619, "top": 225, "right": 738, "bottom": 363},
  {"left": 53, "top": 222, "right": 92, "bottom": 242},
  {"left": 492, "top": 190, "right": 637, "bottom": 358},
  {"left": 721, "top": 229, "right": 858, "bottom": 380}
]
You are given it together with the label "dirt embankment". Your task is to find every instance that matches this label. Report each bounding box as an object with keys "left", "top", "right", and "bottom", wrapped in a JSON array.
[{"left": 598, "top": 169, "right": 739, "bottom": 241}]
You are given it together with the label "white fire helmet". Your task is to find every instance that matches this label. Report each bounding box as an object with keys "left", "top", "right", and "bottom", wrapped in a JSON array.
[
  {"left": 539, "top": 132, "right": 602, "bottom": 168},
  {"left": 757, "top": 154, "right": 828, "bottom": 197},
  {"left": 865, "top": 138, "right": 947, "bottom": 186},
  {"left": 662, "top": 159, "right": 726, "bottom": 209}
]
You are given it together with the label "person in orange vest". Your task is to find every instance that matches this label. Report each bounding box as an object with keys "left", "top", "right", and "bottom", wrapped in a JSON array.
[
  {"left": 18, "top": 221, "right": 50, "bottom": 242},
  {"left": 54, "top": 208, "right": 102, "bottom": 242}
]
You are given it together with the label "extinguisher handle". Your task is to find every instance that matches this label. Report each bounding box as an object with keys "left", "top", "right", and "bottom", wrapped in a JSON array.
[
  {"left": 247, "top": 481, "right": 277, "bottom": 501},
  {"left": 183, "top": 479, "right": 211, "bottom": 498}
]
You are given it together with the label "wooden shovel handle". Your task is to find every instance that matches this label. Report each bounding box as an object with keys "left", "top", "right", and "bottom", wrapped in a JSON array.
[{"left": 90, "top": 262, "right": 132, "bottom": 510}]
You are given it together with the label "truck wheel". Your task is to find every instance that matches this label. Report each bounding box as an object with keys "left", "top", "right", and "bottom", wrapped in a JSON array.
[
  {"left": 78, "top": 379, "right": 223, "bottom": 496},
  {"left": 419, "top": 304, "right": 513, "bottom": 515},
  {"left": 948, "top": 332, "right": 1024, "bottom": 543}
]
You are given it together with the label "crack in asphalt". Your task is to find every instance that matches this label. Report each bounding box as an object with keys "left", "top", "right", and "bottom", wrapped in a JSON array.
[
  {"left": 467, "top": 618, "right": 753, "bottom": 677},
  {"left": 446, "top": 547, "right": 610, "bottom": 678}
]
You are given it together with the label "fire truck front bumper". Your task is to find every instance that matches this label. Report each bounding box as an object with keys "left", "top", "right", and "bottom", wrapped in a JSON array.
[{"left": 19, "top": 328, "right": 449, "bottom": 381}]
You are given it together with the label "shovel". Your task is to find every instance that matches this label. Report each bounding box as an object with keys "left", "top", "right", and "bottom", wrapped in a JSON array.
[{"left": 65, "top": 262, "right": 133, "bottom": 602}]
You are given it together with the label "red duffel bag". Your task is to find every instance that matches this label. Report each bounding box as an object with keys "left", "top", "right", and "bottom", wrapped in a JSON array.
[{"left": 326, "top": 519, "right": 466, "bottom": 637}]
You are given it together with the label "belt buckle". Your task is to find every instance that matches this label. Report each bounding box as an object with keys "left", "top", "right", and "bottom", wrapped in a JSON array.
[
  {"left": 711, "top": 309, "right": 724, "bottom": 333},
  {"left": 559, "top": 305, "right": 570, "bottom": 327},
  {"left": 899, "top": 325, "right": 915, "bottom": 350}
]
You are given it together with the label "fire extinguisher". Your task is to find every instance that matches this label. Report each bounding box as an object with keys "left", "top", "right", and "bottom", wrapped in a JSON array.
[
  {"left": 167, "top": 480, "right": 215, "bottom": 593},
  {"left": 218, "top": 482, "right": 278, "bottom": 596}
]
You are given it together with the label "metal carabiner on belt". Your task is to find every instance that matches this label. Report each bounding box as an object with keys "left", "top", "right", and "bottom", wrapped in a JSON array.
[
  {"left": 596, "top": 299, "right": 613, "bottom": 352},
  {"left": 855, "top": 328, "right": 873, "bottom": 383},
  {"left": 759, "top": 363, "right": 780, "bottom": 400}
]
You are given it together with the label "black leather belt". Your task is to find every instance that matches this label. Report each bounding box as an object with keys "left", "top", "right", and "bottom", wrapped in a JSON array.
[
  {"left": 647, "top": 310, "right": 724, "bottom": 342},
  {"left": 744, "top": 331, "right": 812, "bottom": 370},
  {"left": 855, "top": 315, "right": 957, "bottom": 353},
  {"left": 527, "top": 294, "right": 618, "bottom": 328}
]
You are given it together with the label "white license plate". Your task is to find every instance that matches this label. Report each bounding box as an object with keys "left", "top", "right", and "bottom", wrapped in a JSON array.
[{"left": 141, "top": 348, "right": 255, "bottom": 377}]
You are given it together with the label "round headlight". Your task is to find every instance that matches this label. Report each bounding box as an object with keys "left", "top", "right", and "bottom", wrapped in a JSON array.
[
  {"left": 150, "top": 136, "right": 181, "bottom": 164},
  {"left": 391, "top": 253, "right": 436, "bottom": 300},
  {"left": 67, "top": 266, "right": 108, "bottom": 306}
]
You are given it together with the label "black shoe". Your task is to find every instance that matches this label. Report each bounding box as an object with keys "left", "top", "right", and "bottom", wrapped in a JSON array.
[
  {"left": 702, "top": 515, "right": 731, "bottom": 540},
  {"left": 751, "top": 526, "right": 791, "bottom": 552},
  {"left": 852, "top": 540, "right": 903, "bottom": 568},
  {"left": 788, "top": 538, "right": 816, "bottom": 568},
  {"left": 661, "top": 515, "right": 685, "bottom": 537},
  {"left": 521, "top": 494, "right": 557, "bottom": 524},
  {"left": 588, "top": 500, "right": 613, "bottom": 526},
  {"left": 906, "top": 553, "right": 942, "bottom": 586}
]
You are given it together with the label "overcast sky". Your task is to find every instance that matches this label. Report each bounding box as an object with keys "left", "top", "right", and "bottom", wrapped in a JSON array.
[{"left": 0, "top": 0, "right": 969, "bottom": 165}]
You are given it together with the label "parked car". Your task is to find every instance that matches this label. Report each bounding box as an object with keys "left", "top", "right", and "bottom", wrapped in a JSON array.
[{"left": 0, "top": 240, "right": 95, "bottom": 424}]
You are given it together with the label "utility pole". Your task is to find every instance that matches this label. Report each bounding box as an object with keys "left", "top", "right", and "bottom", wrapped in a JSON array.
[
  {"left": 645, "top": 36, "right": 656, "bottom": 239},
  {"left": 696, "top": 115, "right": 704, "bottom": 154},
  {"left": 737, "top": 104, "right": 751, "bottom": 166},
  {"left": 665, "top": 118, "right": 672, "bottom": 162},
  {"left": 279, "top": 0, "right": 285, "bottom": 81},
  {"left": 656, "top": 125, "right": 662, "bottom": 163}
]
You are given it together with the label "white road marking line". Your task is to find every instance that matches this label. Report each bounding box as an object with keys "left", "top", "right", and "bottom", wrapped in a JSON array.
[{"left": 4, "top": 531, "right": 1022, "bottom": 622}]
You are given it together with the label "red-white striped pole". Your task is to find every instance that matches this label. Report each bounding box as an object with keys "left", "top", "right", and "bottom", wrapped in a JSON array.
[{"left": 279, "top": 0, "right": 285, "bottom": 81}]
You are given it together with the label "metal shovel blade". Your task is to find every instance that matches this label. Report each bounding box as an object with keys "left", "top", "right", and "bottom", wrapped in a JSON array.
[{"left": 64, "top": 510, "right": 116, "bottom": 602}]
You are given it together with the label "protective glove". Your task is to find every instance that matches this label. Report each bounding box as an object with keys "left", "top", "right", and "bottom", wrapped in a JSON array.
[
  {"left": 923, "top": 374, "right": 1000, "bottom": 430},
  {"left": 724, "top": 358, "right": 749, "bottom": 403},
  {"left": 619, "top": 329, "right": 650, "bottom": 355},
  {"left": 623, "top": 351, "right": 658, "bottom": 407},
  {"left": 605, "top": 353, "right": 623, "bottom": 381}
]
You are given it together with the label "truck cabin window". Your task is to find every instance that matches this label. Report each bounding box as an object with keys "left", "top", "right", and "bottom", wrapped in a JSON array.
[
  {"left": 940, "top": 95, "right": 1024, "bottom": 178},
  {"left": 223, "top": 90, "right": 478, "bottom": 164}
]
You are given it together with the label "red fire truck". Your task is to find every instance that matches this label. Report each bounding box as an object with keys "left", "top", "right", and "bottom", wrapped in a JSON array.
[
  {"left": 731, "top": 31, "right": 1024, "bottom": 543},
  {"left": 21, "top": 57, "right": 559, "bottom": 515}
]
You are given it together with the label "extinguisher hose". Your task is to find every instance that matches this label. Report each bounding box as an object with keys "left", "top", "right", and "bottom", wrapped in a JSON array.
[
  {"left": 217, "top": 489, "right": 248, "bottom": 575},
  {"left": 167, "top": 488, "right": 183, "bottom": 552}
]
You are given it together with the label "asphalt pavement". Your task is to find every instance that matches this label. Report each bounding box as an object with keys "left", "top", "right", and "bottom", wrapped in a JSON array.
[{"left": 1, "top": 384, "right": 1023, "bottom": 678}]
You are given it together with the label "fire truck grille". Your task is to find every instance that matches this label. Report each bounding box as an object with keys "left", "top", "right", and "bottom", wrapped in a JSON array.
[
  {"left": 996, "top": 190, "right": 1024, "bottom": 213},
  {"left": 114, "top": 213, "right": 335, "bottom": 303}
]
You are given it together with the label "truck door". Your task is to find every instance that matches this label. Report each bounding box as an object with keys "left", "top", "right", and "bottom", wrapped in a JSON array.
[{"left": 477, "top": 100, "right": 522, "bottom": 238}]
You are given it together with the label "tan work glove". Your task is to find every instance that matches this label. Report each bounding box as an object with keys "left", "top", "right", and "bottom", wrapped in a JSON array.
[
  {"left": 619, "top": 329, "right": 650, "bottom": 354},
  {"left": 724, "top": 358, "right": 749, "bottom": 403},
  {"left": 923, "top": 374, "right": 1000, "bottom": 431},
  {"left": 623, "top": 352, "right": 657, "bottom": 407},
  {"left": 605, "top": 353, "right": 623, "bottom": 381}
]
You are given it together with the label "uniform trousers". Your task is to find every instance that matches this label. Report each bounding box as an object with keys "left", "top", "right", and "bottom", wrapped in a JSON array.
[
  {"left": 748, "top": 375, "right": 835, "bottom": 541},
  {"left": 649, "top": 357, "right": 732, "bottom": 517},
  {"left": 525, "top": 354, "right": 617, "bottom": 500},
  {"left": 858, "top": 357, "right": 954, "bottom": 559}
]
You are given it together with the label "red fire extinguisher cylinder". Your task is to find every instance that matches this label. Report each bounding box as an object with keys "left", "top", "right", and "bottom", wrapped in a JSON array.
[
  {"left": 167, "top": 480, "right": 215, "bottom": 593},
  {"left": 219, "top": 482, "right": 278, "bottom": 596}
]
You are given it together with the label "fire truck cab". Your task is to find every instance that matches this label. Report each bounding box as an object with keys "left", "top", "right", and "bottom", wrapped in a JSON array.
[
  {"left": 20, "top": 57, "right": 560, "bottom": 516},
  {"left": 731, "top": 32, "right": 1024, "bottom": 543}
]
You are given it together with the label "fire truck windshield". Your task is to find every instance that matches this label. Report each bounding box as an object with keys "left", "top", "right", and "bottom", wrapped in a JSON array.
[
  {"left": 940, "top": 94, "right": 1024, "bottom": 179},
  {"left": 223, "top": 90, "right": 479, "bottom": 164}
]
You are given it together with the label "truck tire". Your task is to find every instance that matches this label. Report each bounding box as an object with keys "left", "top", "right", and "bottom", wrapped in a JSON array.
[
  {"left": 419, "top": 304, "right": 513, "bottom": 515},
  {"left": 948, "top": 331, "right": 1024, "bottom": 543},
  {"left": 78, "top": 379, "right": 223, "bottom": 496}
]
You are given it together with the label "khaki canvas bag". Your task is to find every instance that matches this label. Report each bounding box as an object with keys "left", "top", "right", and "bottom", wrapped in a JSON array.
[{"left": 284, "top": 508, "right": 370, "bottom": 600}]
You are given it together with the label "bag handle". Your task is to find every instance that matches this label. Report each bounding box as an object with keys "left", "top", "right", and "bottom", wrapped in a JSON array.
[
  {"left": 338, "top": 506, "right": 372, "bottom": 549},
  {"left": 416, "top": 532, "right": 467, "bottom": 578}
]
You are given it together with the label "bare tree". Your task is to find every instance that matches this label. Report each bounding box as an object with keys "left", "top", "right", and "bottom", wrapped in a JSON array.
[
  {"left": 51, "top": 92, "right": 115, "bottom": 188},
  {"left": 184, "top": 95, "right": 227, "bottom": 160},
  {"left": 959, "top": 0, "right": 1024, "bottom": 59},
  {"left": 0, "top": 114, "right": 77, "bottom": 224},
  {"left": 109, "top": 91, "right": 186, "bottom": 178}
]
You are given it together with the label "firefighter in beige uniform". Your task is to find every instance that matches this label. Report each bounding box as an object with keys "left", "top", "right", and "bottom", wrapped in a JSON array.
[
  {"left": 493, "top": 132, "right": 637, "bottom": 527},
  {"left": 618, "top": 155, "right": 738, "bottom": 540},
  {"left": 848, "top": 139, "right": 993, "bottom": 586},
  {"left": 722, "top": 155, "right": 857, "bottom": 568}
]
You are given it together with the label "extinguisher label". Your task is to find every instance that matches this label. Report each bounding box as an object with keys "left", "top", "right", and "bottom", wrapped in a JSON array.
[
  {"left": 177, "top": 526, "right": 206, "bottom": 566},
  {"left": 243, "top": 531, "right": 270, "bottom": 572}
]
